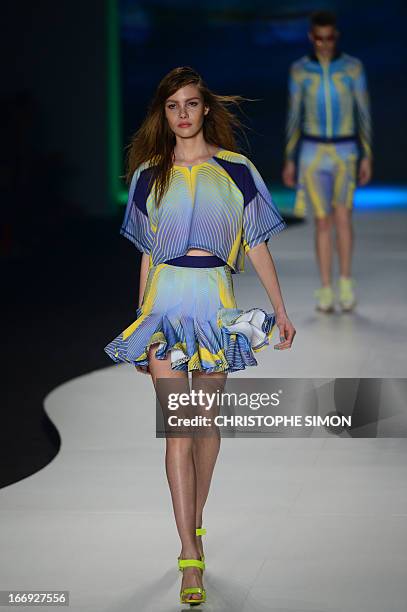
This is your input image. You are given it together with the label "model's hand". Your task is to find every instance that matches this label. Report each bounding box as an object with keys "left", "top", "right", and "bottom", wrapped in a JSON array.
[
  {"left": 282, "top": 160, "right": 297, "bottom": 188},
  {"left": 274, "top": 311, "right": 296, "bottom": 350},
  {"left": 358, "top": 157, "right": 372, "bottom": 186}
]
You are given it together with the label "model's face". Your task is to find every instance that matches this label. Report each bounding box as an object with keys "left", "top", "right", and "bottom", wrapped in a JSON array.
[
  {"left": 309, "top": 25, "right": 338, "bottom": 59},
  {"left": 165, "top": 84, "right": 209, "bottom": 138}
]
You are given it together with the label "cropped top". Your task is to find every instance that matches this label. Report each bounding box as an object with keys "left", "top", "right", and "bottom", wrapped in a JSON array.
[{"left": 120, "top": 148, "right": 286, "bottom": 274}]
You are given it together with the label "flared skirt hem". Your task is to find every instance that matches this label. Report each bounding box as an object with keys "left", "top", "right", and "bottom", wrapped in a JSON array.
[{"left": 104, "top": 306, "right": 276, "bottom": 374}]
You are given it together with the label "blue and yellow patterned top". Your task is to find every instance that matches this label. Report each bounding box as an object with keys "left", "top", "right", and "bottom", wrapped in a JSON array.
[
  {"left": 120, "top": 149, "right": 286, "bottom": 275},
  {"left": 285, "top": 51, "right": 372, "bottom": 160}
]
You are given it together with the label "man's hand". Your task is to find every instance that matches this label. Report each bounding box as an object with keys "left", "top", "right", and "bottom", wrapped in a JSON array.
[
  {"left": 282, "top": 160, "right": 297, "bottom": 188},
  {"left": 358, "top": 157, "right": 372, "bottom": 186}
]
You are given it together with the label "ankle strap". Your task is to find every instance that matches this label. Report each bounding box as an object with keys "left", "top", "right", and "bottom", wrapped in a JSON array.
[
  {"left": 178, "top": 558, "right": 205, "bottom": 571},
  {"left": 182, "top": 587, "right": 205, "bottom": 595},
  {"left": 195, "top": 527, "right": 206, "bottom": 536}
]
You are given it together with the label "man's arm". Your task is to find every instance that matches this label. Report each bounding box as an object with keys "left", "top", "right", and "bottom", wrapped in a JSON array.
[
  {"left": 353, "top": 60, "right": 372, "bottom": 160},
  {"left": 353, "top": 60, "right": 373, "bottom": 185},
  {"left": 282, "top": 63, "right": 303, "bottom": 188},
  {"left": 284, "top": 63, "right": 303, "bottom": 162}
]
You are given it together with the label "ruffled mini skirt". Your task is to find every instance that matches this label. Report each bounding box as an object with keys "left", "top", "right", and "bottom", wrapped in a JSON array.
[{"left": 104, "top": 255, "right": 276, "bottom": 374}]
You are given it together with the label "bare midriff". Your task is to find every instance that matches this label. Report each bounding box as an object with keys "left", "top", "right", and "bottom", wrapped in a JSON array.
[{"left": 186, "top": 248, "right": 214, "bottom": 256}]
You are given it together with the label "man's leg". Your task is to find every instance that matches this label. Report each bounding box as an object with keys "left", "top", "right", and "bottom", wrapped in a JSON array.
[
  {"left": 303, "top": 143, "right": 336, "bottom": 311},
  {"left": 315, "top": 214, "right": 334, "bottom": 286},
  {"left": 303, "top": 143, "right": 334, "bottom": 285},
  {"left": 331, "top": 143, "right": 358, "bottom": 310},
  {"left": 334, "top": 206, "right": 353, "bottom": 278}
]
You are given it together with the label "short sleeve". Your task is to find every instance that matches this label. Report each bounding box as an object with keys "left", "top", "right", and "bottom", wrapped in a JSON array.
[
  {"left": 119, "top": 165, "right": 155, "bottom": 255},
  {"left": 241, "top": 159, "right": 286, "bottom": 253}
]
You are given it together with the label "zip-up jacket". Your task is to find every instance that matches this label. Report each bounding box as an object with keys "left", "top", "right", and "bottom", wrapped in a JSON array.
[{"left": 285, "top": 50, "right": 372, "bottom": 160}]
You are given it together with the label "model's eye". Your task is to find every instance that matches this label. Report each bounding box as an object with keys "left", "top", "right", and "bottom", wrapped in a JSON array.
[
  {"left": 167, "top": 103, "right": 176, "bottom": 110},
  {"left": 188, "top": 101, "right": 199, "bottom": 107}
]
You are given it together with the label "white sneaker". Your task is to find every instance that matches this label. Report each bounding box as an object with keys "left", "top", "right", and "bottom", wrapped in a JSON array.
[
  {"left": 338, "top": 277, "right": 356, "bottom": 312},
  {"left": 314, "top": 286, "right": 335, "bottom": 313}
]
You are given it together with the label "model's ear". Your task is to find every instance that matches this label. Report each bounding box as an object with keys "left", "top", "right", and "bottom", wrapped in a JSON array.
[{"left": 204, "top": 106, "right": 210, "bottom": 116}]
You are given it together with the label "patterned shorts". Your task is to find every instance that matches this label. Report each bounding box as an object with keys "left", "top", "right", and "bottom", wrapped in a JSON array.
[{"left": 294, "top": 139, "right": 358, "bottom": 219}]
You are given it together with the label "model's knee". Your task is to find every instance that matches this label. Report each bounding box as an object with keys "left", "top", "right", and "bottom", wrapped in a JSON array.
[
  {"left": 166, "top": 436, "right": 194, "bottom": 453},
  {"left": 316, "top": 216, "right": 333, "bottom": 233},
  {"left": 334, "top": 205, "right": 352, "bottom": 230}
]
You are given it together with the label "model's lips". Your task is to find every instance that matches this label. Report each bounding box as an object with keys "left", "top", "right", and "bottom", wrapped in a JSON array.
[{"left": 178, "top": 123, "right": 192, "bottom": 127}]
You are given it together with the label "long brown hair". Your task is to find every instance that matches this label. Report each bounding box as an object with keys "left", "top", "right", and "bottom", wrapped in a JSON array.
[{"left": 124, "top": 66, "right": 257, "bottom": 209}]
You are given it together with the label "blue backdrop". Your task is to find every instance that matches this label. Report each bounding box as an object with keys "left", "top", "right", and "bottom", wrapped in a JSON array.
[{"left": 119, "top": 0, "right": 407, "bottom": 188}]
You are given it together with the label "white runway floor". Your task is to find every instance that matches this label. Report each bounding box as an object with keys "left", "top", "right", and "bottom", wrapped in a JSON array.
[{"left": 1, "top": 210, "right": 407, "bottom": 611}]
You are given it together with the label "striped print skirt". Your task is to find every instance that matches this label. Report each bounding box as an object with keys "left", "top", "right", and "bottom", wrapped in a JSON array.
[{"left": 104, "top": 255, "right": 276, "bottom": 374}]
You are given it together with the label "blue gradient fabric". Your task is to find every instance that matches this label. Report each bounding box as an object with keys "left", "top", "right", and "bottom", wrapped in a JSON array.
[
  {"left": 294, "top": 140, "right": 359, "bottom": 219},
  {"left": 119, "top": 149, "right": 286, "bottom": 275},
  {"left": 104, "top": 149, "right": 285, "bottom": 373},
  {"left": 285, "top": 52, "right": 372, "bottom": 161},
  {"left": 104, "top": 262, "right": 276, "bottom": 373}
]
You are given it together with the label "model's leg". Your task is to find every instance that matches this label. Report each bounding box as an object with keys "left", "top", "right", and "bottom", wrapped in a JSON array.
[
  {"left": 331, "top": 144, "right": 357, "bottom": 310},
  {"left": 315, "top": 214, "right": 334, "bottom": 286},
  {"left": 303, "top": 143, "right": 335, "bottom": 302},
  {"left": 331, "top": 143, "right": 355, "bottom": 278},
  {"left": 148, "top": 344, "right": 203, "bottom": 602},
  {"left": 334, "top": 205, "right": 353, "bottom": 277},
  {"left": 190, "top": 370, "right": 227, "bottom": 559}
]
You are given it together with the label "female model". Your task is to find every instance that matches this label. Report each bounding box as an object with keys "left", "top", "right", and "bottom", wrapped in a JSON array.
[{"left": 104, "top": 66, "right": 296, "bottom": 606}]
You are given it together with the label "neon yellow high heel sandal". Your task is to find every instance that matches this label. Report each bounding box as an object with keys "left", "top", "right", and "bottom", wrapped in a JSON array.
[
  {"left": 178, "top": 527, "right": 207, "bottom": 571},
  {"left": 178, "top": 558, "right": 206, "bottom": 606},
  {"left": 195, "top": 527, "right": 206, "bottom": 563}
]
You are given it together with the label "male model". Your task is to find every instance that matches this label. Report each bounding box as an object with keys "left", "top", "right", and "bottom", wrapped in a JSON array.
[{"left": 282, "top": 10, "right": 372, "bottom": 312}]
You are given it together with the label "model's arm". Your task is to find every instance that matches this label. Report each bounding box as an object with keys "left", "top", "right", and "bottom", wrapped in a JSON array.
[
  {"left": 138, "top": 253, "right": 150, "bottom": 308},
  {"left": 282, "top": 64, "right": 303, "bottom": 188},
  {"left": 353, "top": 60, "right": 373, "bottom": 185},
  {"left": 246, "top": 243, "right": 296, "bottom": 350},
  {"left": 241, "top": 158, "right": 295, "bottom": 348}
]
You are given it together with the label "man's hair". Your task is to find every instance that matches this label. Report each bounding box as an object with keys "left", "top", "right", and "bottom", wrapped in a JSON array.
[{"left": 310, "top": 10, "right": 337, "bottom": 28}]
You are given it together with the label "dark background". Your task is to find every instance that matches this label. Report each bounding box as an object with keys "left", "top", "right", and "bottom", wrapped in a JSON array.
[
  {"left": 120, "top": 0, "right": 407, "bottom": 183},
  {"left": 1, "top": 0, "right": 406, "bottom": 488}
]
